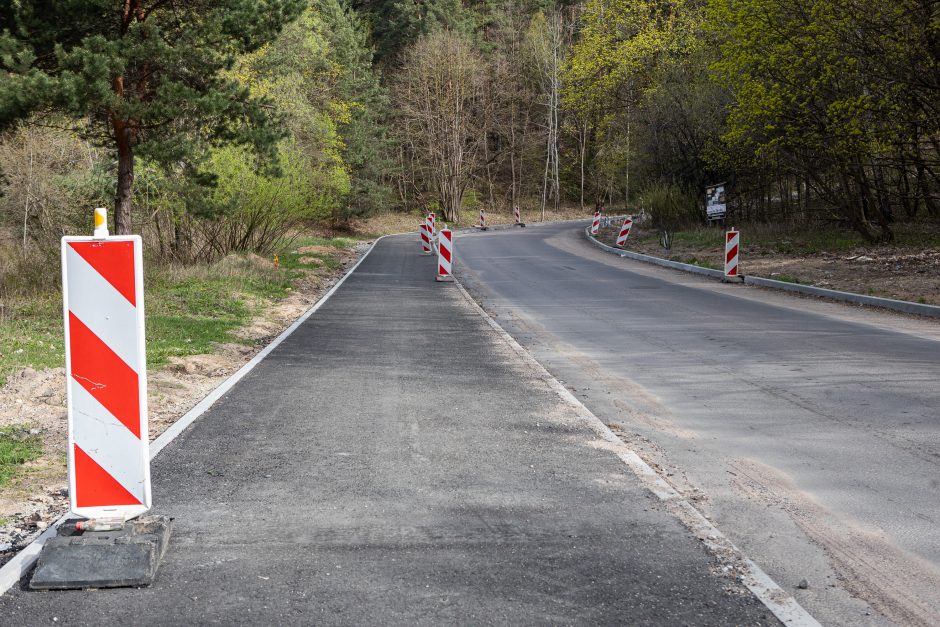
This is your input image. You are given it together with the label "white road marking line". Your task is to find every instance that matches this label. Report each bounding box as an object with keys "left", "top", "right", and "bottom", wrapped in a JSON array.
[{"left": 453, "top": 278, "right": 822, "bottom": 627}]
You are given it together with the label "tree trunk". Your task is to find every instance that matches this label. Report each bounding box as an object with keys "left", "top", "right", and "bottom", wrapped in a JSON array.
[{"left": 113, "top": 118, "right": 134, "bottom": 235}]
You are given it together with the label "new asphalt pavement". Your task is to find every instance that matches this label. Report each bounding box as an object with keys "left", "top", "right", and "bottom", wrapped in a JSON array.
[
  {"left": 0, "top": 233, "right": 777, "bottom": 625},
  {"left": 456, "top": 221, "right": 940, "bottom": 627}
]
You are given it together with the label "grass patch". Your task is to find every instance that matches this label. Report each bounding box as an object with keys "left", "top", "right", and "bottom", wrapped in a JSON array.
[
  {"left": 773, "top": 274, "right": 804, "bottom": 285},
  {"left": 0, "top": 427, "right": 43, "bottom": 488},
  {"left": 686, "top": 257, "right": 722, "bottom": 271},
  {"left": 0, "top": 235, "right": 355, "bottom": 381},
  {"left": 0, "top": 296, "right": 63, "bottom": 387}
]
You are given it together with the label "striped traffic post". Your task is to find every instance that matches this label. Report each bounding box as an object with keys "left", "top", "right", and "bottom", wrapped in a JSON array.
[
  {"left": 420, "top": 222, "right": 432, "bottom": 255},
  {"left": 591, "top": 211, "right": 601, "bottom": 236},
  {"left": 436, "top": 228, "right": 454, "bottom": 282},
  {"left": 479, "top": 207, "right": 488, "bottom": 231},
  {"left": 61, "top": 208, "right": 151, "bottom": 521},
  {"left": 514, "top": 205, "right": 526, "bottom": 227},
  {"left": 429, "top": 212, "right": 436, "bottom": 234},
  {"left": 616, "top": 216, "right": 633, "bottom": 248},
  {"left": 725, "top": 227, "right": 742, "bottom": 281}
]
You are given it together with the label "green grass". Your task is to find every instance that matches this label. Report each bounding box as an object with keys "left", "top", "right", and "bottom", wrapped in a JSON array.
[
  {"left": 0, "top": 296, "right": 63, "bottom": 386},
  {"left": 0, "top": 427, "right": 43, "bottom": 488},
  {"left": 773, "top": 274, "right": 804, "bottom": 285},
  {"left": 0, "top": 235, "right": 354, "bottom": 383}
]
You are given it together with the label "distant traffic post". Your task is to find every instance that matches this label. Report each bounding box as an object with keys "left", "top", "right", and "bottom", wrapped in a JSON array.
[
  {"left": 724, "top": 228, "right": 742, "bottom": 282},
  {"left": 479, "top": 207, "right": 488, "bottom": 231},
  {"left": 514, "top": 206, "right": 526, "bottom": 228},
  {"left": 420, "top": 222, "right": 432, "bottom": 255},
  {"left": 436, "top": 228, "right": 454, "bottom": 282},
  {"left": 616, "top": 217, "right": 633, "bottom": 248},
  {"left": 591, "top": 211, "right": 601, "bottom": 236}
]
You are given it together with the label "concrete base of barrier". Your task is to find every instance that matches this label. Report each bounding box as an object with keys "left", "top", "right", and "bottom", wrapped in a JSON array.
[
  {"left": 29, "top": 515, "right": 172, "bottom": 590},
  {"left": 722, "top": 275, "right": 744, "bottom": 284},
  {"left": 436, "top": 275, "right": 455, "bottom": 282}
]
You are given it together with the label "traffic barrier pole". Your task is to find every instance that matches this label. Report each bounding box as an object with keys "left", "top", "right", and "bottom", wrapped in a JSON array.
[
  {"left": 61, "top": 208, "right": 151, "bottom": 521},
  {"left": 514, "top": 205, "right": 526, "bottom": 227},
  {"left": 725, "top": 227, "right": 741, "bottom": 281},
  {"left": 479, "top": 207, "right": 488, "bottom": 231},
  {"left": 436, "top": 228, "right": 454, "bottom": 282},
  {"left": 591, "top": 211, "right": 601, "bottom": 235},
  {"left": 420, "top": 223, "right": 432, "bottom": 254},
  {"left": 616, "top": 216, "right": 633, "bottom": 248}
]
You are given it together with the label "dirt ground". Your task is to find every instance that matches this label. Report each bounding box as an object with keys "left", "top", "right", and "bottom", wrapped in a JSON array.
[
  {"left": 596, "top": 226, "right": 940, "bottom": 306},
  {"left": 0, "top": 242, "right": 367, "bottom": 564}
]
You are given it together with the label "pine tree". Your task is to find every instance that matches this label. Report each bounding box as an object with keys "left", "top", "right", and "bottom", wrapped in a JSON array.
[{"left": 0, "top": 0, "right": 307, "bottom": 234}]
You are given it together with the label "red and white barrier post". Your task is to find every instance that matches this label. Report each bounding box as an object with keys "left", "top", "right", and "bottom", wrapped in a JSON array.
[
  {"left": 591, "top": 211, "right": 601, "bottom": 236},
  {"left": 61, "top": 208, "right": 151, "bottom": 522},
  {"left": 616, "top": 216, "right": 633, "bottom": 248},
  {"left": 420, "top": 222, "right": 432, "bottom": 255},
  {"left": 436, "top": 228, "right": 454, "bottom": 282},
  {"left": 724, "top": 227, "right": 742, "bottom": 281},
  {"left": 479, "top": 207, "right": 487, "bottom": 231},
  {"left": 514, "top": 205, "right": 525, "bottom": 227},
  {"left": 429, "top": 212, "right": 436, "bottom": 234}
]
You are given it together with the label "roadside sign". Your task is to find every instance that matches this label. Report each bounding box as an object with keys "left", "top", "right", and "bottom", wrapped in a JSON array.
[
  {"left": 706, "top": 183, "right": 727, "bottom": 221},
  {"left": 61, "top": 235, "right": 151, "bottom": 520}
]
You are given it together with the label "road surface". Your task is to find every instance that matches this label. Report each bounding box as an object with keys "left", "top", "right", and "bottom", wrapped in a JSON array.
[
  {"left": 0, "top": 234, "right": 775, "bottom": 625},
  {"left": 456, "top": 221, "right": 940, "bottom": 627}
]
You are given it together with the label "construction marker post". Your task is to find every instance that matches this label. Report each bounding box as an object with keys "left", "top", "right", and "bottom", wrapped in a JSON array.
[
  {"left": 591, "top": 211, "right": 601, "bottom": 236},
  {"left": 429, "top": 212, "right": 436, "bottom": 234},
  {"left": 514, "top": 205, "right": 526, "bottom": 227},
  {"left": 724, "top": 227, "right": 743, "bottom": 282},
  {"left": 436, "top": 228, "right": 454, "bottom": 282},
  {"left": 32, "top": 208, "right": 172, "bottom": 590},
  {"left": 616, "top": 216, "right": 633, "bottom": 248},
  {"left": 479, "top": 207, "right": 488, "bottom": 231},
  {"left": 420, "top": 222, "right": 432, "bottom": 255}
]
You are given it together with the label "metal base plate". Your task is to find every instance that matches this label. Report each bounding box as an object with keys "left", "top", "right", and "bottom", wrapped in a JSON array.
[{"left": 29, "top": 515, "right": 172, "bottom": 590}]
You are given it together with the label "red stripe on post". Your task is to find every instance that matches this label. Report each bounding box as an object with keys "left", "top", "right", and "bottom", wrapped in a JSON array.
[
  {"left": 726, "top": 245, "right": 739, "bottom": 263},
  {"left": 68, "top": 241, "right": 137, "bottom": 306},
  {"left": 74, "top": 444, "right": 142, "bottom": 507},
  {"left": 68, "top": 312, "right": 141, "bottom": 439}
]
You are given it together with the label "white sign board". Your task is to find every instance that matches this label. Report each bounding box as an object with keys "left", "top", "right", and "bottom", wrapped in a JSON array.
[{"left": 706, "top": 184, "right": 727, "bottom": 220}]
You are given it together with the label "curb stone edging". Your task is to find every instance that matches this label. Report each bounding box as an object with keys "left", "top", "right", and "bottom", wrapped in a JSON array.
[{"left": 585, "top": 227, "right": 940, "bottom": 319}]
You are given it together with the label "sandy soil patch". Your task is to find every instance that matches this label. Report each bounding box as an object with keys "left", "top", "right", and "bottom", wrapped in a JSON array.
[{"left": 596, "top": 226, "right": 940, "bottom": 306}]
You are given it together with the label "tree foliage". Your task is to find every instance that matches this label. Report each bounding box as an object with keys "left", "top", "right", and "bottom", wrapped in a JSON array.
[{"left": 0, "top": 0, "right": 306, "bottom": 234}]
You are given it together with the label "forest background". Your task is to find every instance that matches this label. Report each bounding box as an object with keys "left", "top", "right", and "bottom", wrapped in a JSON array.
[{"left": 2, "top": 0, "right": 940, "bottom": 327}]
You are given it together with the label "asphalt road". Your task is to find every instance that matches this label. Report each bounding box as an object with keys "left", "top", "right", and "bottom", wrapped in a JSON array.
[
  {"left": 0, "top": 234, "right": 776, "bottom": 625},
  {"left": 455, "top": 221, "right": 940, "bottom": 627}
]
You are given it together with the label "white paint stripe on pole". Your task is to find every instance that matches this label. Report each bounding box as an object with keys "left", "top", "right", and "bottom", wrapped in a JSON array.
[
  {"left": 71, "top": 383, "right": 148, "bottom": 504},
  {"left": 452, "top": 278, "right": 822, "bottom": 627},
  {"left": 65, "top": 246, "right": 140, "bottom": 372},
  {"left": 725, "top": 229, "right": 740, "bottom": 277},
  {"left": 62, "top": 235, "right": 150, "bottom": 521}
]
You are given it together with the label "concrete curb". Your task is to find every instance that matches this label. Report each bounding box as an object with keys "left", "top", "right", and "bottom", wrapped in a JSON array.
[
  {"left": 452, "top": 277, "right": 821, "bottom": 627},
  {"left": 585, "top": 227, "right": 940, "bottom": 319},
  {"left": 0, "top": 236, "right": 388, "bottom": 598}
]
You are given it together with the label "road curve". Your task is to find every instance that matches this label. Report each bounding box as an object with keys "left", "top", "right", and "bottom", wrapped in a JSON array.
[{"left": 456, "top": 221, "right": 940, "bottom": 627}]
